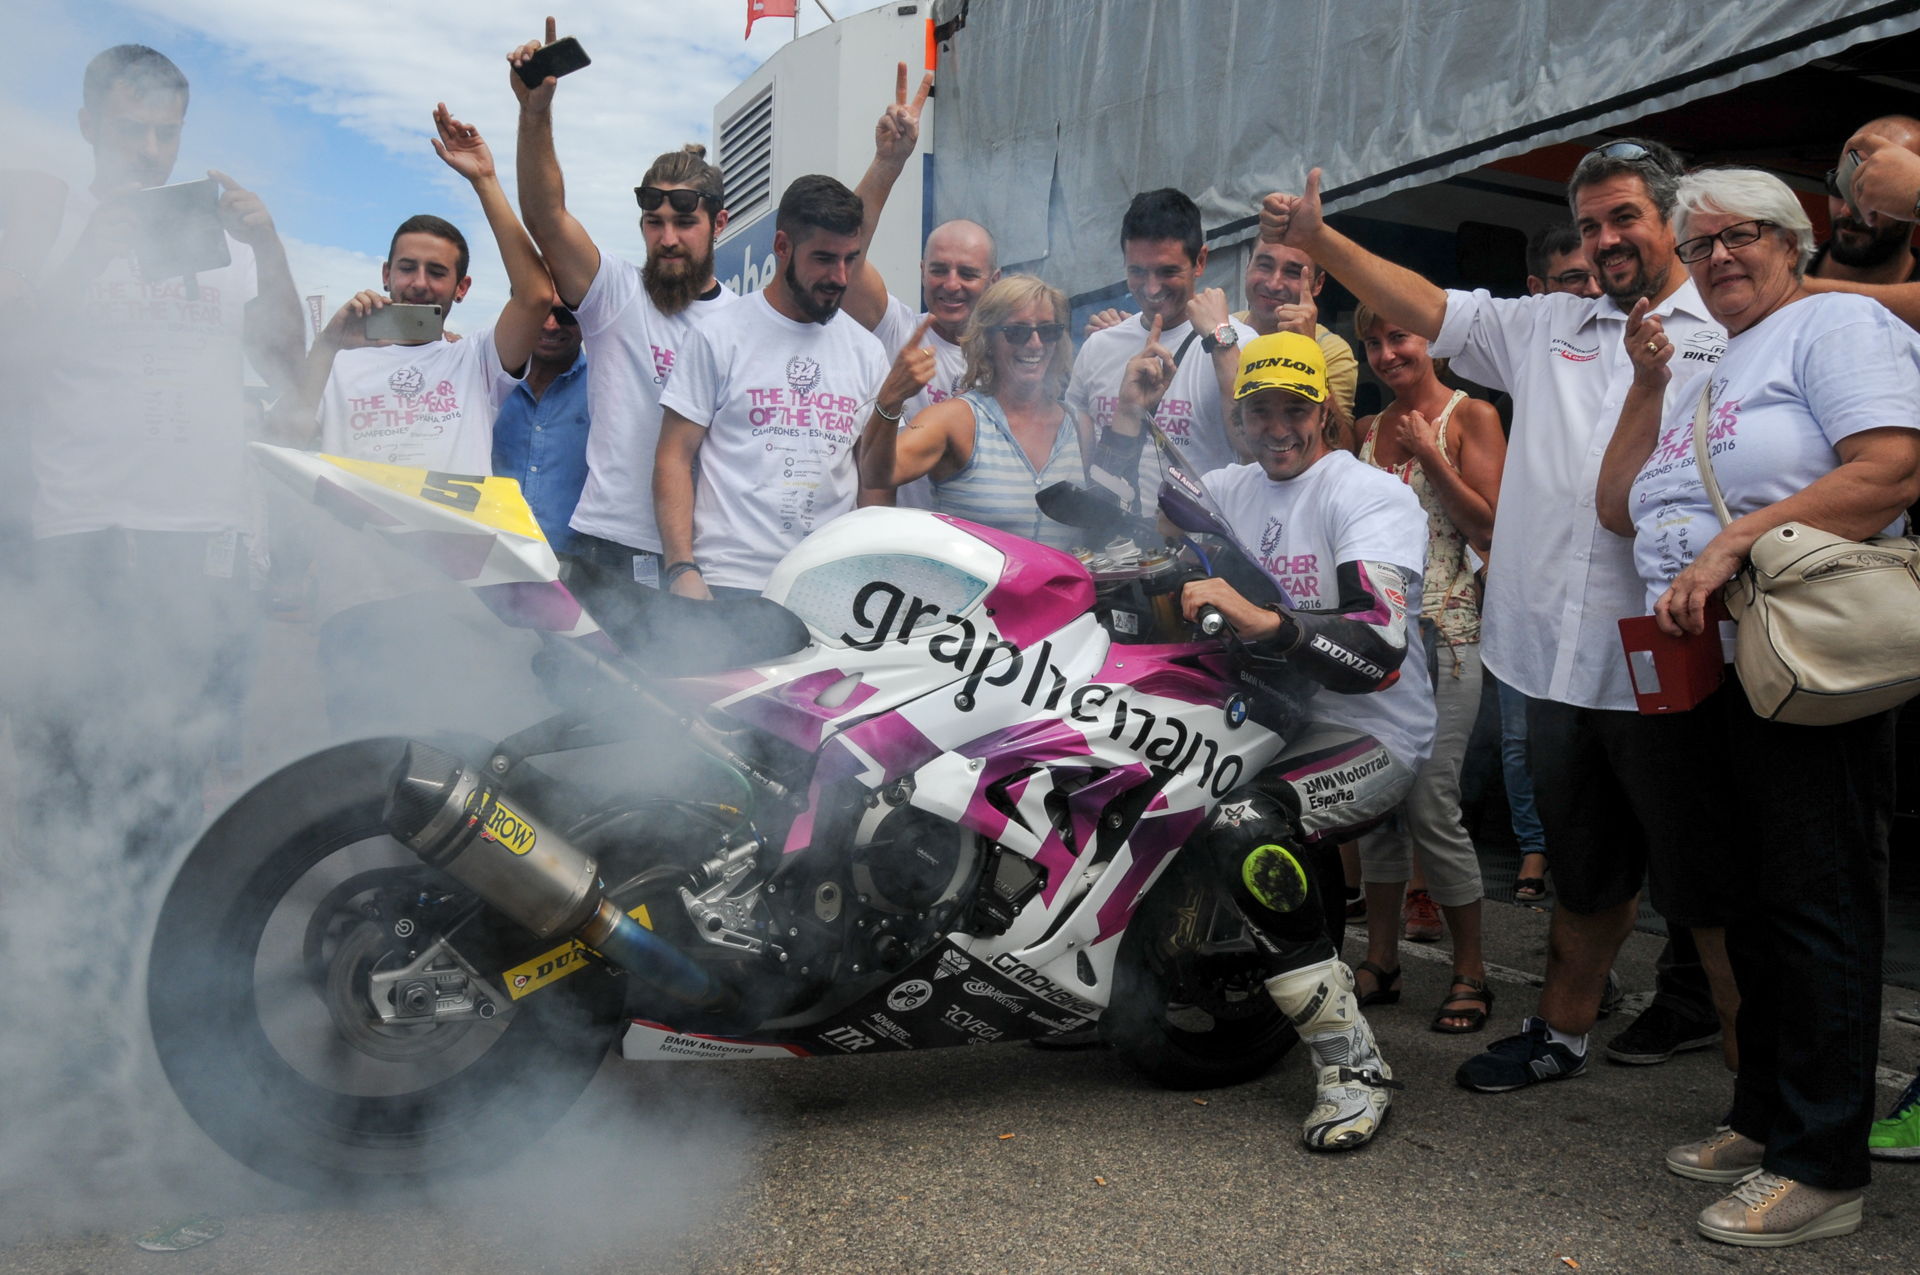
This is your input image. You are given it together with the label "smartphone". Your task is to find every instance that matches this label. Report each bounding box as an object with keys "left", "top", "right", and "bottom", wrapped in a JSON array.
[
  {"left": 1834, "top": 148, "right": 1865, "bottom": 219},
  {"left": 515, "top": 36, "right": 591, "bottom": 89},
  {"left": 364, "top": 303, "right": 444, "bottom": 343},
  {"left": 130, "top": 178, "right": 231, "bottom": 281}
]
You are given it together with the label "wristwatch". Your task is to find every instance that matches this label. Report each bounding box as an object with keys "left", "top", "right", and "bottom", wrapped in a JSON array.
[{"left": 1200, "top": 323, "right": 1239, "bottom": 354}]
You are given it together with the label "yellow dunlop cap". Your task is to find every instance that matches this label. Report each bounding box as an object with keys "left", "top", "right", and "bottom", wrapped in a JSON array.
[{"left": 1234, "top": 331, "right": 1329, "bottom": 403}]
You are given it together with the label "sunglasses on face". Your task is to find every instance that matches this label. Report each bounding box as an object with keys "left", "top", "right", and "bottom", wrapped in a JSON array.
[
  {"left": 634, "top": 186, "right": 720, "bottom": 214},
  {"left": 1675, "top": 219, "right": 1776, "bottom": 264},
  {"left": 993, "top": 322, "right": 1066, "bottom": 346},
  {"left": 551, "top": 306, "right": 578, "bottom": 326}
]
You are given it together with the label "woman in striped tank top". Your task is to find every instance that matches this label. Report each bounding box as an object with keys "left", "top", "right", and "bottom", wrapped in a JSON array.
[{"left": 856, "top": 276, "right": 1087, "bottom": 549}]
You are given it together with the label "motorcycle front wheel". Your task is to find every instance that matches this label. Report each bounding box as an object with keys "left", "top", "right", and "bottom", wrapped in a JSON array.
[
  {"left": 147, "top": 738, "right": 623, "bottom": 1191},
  {"left": 1105, "top": 854, "right": 1298, "bottom": 1089}
]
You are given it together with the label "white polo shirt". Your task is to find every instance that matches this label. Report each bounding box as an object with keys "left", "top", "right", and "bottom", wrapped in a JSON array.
[{"left": 1430, "top": 280, "right": 1723, "bottom": 711}]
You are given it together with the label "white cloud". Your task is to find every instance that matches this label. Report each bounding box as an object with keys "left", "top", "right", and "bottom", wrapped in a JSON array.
[{"left": 113, "top": 0, "right": 888, "bottom": 277}]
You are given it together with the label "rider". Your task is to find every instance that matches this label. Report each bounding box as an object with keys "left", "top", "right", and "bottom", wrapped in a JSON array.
[{"left": 1142, "top": 331, "right": 1434, "bottom": 1149}]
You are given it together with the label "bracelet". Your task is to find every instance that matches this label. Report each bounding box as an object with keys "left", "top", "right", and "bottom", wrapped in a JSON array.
[
  {"left": 662, "top": 561, "right": 703, "bottom": 586},
  {"left": 873, "top": 400, "right": 903, "bottom": 422}
]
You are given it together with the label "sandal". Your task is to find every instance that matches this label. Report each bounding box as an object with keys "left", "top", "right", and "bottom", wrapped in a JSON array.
[
  {"left": 1354, "top": 959, "right": 1402, "bottom": 1007},
  {"left": 1431, "top": 975, "right": 1493, "bottom": 1034},
  {"left": 1514, "top": 854, "right": 1549, "bottom": 904}
]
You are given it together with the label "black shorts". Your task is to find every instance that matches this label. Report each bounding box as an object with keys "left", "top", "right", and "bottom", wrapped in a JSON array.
[{"left": 1526, "top": 692, "right": 1733, "bottom": 927}]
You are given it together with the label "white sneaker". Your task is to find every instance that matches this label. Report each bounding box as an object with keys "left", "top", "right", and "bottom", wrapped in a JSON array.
[{"left": 1265, "top": 958, "right": 1399, "bottom": 1150}]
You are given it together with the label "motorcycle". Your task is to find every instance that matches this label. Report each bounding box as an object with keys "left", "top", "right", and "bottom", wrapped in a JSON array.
[{"left": 146, "top": 439, "right": 1318, "bottom": 1190}]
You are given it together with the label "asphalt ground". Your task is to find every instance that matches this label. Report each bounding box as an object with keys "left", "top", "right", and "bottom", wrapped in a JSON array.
[{"left": 2, "top": 896, "right": 1915, "bottom": 1275}]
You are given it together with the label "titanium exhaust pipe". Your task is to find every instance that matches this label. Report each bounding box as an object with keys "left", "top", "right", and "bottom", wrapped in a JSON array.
[{"left": 383, "top": 741, "right": 717, "bottom": 1005}]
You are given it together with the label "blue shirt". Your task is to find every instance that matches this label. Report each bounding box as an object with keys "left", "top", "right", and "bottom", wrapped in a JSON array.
[{"left": 491, "top": 350, "right": 590, "bottom": 553}]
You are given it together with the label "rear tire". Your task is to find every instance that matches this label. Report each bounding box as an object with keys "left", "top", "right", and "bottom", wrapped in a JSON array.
[
  {"left": 146, "top": 739, "right": 622, "bottom": 1191},
  {"left": 1105, "top": 855, "right": 1297, "bottom": 1089}
]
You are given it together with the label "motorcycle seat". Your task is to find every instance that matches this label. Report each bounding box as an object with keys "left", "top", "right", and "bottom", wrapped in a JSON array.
[{"left": 568, "top": 561, "right": 812, "bottom": 674}]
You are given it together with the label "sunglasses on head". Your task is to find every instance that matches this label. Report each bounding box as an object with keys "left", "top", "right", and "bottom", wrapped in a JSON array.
[
  {"left": 993, "top": 322, "right": 1066, "bottom": 346},
  {"left": 634, "top": 186, "right": 720, "bottom": 214},
  {"left": 1589, "top": 141, "right": 1653, "bottom": 162},
  {"left": 551, "top": 306, "right": 578, "bottom": 326}
]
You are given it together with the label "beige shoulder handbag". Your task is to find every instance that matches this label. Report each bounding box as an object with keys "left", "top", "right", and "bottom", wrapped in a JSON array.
[{"left": 1689, "top": 383, "right": 1920, "bottom": 725}]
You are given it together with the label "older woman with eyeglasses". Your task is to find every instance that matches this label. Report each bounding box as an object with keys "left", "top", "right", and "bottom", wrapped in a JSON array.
[
  {"left": 856, "top": 275, "right": 1085, "bottom": 548},
  {"left": 1597, "top": 167, "right": 1920, "bottom": 1249}
]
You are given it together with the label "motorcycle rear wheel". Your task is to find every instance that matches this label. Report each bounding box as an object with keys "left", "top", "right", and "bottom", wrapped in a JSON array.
[
  {"left": 147, "top": 738, "right": 623, "bottom": 1191},
  {"left": 1105, "top": 855, "right": 1298, "bottom": 1089}
]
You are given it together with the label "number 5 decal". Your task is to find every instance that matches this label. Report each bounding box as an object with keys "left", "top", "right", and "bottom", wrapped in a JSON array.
[{"left": 420, "top": 472, "right": 484, "bottom": 512}]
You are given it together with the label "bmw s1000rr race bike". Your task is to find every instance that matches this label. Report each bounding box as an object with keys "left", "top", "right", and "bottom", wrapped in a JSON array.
[{"left": 147, "top": 440, "right": 1320, "bottom": 1190}]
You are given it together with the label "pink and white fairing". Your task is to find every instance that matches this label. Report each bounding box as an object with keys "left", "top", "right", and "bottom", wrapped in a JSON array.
[{"left": 670, "top": 507, "right": 1287, "bottom": 1019}]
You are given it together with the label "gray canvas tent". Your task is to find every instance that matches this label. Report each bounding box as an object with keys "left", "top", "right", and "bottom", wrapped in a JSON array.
[{"left": 927, "top": 0, "right": 1920, "bottom": 302}]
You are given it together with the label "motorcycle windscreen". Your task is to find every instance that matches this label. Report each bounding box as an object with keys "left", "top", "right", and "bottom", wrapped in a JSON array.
[{"left": 251, "top": 443, "right": 604, "bottom": 640}]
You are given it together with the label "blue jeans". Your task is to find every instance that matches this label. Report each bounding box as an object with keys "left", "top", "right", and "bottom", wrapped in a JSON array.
[{"left": 1492, "top": 674, "right": 1546, "bottom": 858}]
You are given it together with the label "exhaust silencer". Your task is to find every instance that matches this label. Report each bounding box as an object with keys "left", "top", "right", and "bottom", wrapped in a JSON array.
[{"left": 384, "top": 741, "right": 716, "bottom": 1005}]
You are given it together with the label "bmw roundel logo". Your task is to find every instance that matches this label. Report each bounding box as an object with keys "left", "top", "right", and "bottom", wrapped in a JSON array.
[{"left": 1224, "top": 694, "right": 1249, "bottom": 729}]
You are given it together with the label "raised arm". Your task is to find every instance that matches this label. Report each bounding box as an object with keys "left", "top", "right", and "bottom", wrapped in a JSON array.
[
  {"left": 265, "top": 289, "right": 396, "bottom": 446},
  {"left": 1261, "top": 169, "right": 1448, "bottom": 341},
  {"left": 1596, "top": 299, "right": 1674, "bottom": 537},
  {"left": 431, "top": 103, "right": 553, "bottom": 375},
  {"left": 846, "top": 62, "right": 932, "bottom": 331},
  {"left": 211, "top": 171, "right": 304, "bottom": 401},
  {"left": 510, "top": 17, "right": 600, "bottom": 307}
]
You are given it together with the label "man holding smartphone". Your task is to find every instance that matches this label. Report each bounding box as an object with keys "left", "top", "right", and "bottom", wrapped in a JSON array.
[
  {"left": 511, "top": 18, "right": 741, "bottom": 590},
  {"left": 273, "top": 103, "right": 553, "bottom": 470},
  {"left": 20, "top": 44, "right": 303, "bottom": 863}
]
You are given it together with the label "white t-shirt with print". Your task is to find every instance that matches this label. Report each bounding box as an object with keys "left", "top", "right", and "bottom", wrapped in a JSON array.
[
  {"left": 568, "top": 256, "right": 740, "bottom": 553},
  {"left": 1203, "top": 449, "right": 1435, "bottom": 771},
  {"left": 1066, "top": 314, "right": 1256, "bottom": 506},
  {"left": 659, "top": 292, "right": 890, "bottom": 590},
  {"left": 1628, "top": 292, "right": 1920, "bottom": 610},
  {"left": 874, "top": 295, "right": 967, "bottom": 510},
  {"left": 319, "top": 327, "right": 516, "bottom": 474},
  {"left": 33, "top": 192, "right": 260, "bottom": 538}
]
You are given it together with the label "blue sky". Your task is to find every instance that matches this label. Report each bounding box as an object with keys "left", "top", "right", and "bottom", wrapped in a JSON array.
[{"left": 10, "top": 1, "right": 883, "bottom": 322}]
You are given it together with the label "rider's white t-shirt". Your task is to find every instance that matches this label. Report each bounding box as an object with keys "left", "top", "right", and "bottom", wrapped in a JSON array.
[
  {"left": 1204, "top": 449, "right": 1435, "bottom": 770},
  {"left": 659, "top": 291, "right": 890, "bottom": 590},
  {"left": 568, "top": 257, "right": 739, "bottom": 552},
  {"left": 319, "top": 330, "right": 517, "bottom": 473}
]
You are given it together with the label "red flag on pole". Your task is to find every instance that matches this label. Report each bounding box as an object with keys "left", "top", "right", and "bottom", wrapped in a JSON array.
[{"left": 746, "top": 0, "right": 798, "bottom": 37}]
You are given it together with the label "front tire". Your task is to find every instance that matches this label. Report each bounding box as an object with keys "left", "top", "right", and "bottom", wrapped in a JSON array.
[
  {"left": 146, "top": 739, "right": 622, "bottom": 1191},
  {"left": 1105, "top": 855, "right": 1297, "bottom": 1089}
]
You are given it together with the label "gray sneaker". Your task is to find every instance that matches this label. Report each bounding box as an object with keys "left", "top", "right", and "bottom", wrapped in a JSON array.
[
  {"left": 1697, "top": 1172, "right": 1862, "bottom": 1248},
  {"left": 1666, "top": 1128, "right": 1765, "bottom": 1182}
]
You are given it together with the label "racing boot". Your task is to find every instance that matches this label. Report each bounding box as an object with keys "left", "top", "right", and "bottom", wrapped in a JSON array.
[{"left": 1265, "top": 957, "right": 1399, "bottom": 1150}]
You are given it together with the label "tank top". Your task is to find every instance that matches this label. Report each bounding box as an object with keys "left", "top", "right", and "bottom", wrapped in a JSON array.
[
  {"left": 1358, "top": 389, "right": 1481, "bottom": 649},
  {"left": 932, "top": 390, "right": 1084, "bottom": 550}
]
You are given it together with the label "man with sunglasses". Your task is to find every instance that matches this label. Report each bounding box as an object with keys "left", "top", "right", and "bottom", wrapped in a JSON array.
[
  {"left": 1804, "top": 116, "right": 1920, "bottom": 324},
  {"left": 492, "top": 305, "right": 589, "bottom": 552},
  {"left": 1068, "top": 188, "right": 1257, "bottom": 512},
  {"left": 653, "top": 175, "right": 890, "bottom": 599},
  {"left": 1261, "top": 139, "right": 1738, "bottom": 1098},
  {"left": 511, "top": 21, "right": 739, "bottom": 589}
]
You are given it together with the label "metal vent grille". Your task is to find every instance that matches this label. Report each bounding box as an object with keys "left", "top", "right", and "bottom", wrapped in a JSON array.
[{"left": 718, "top": 88, "right": 774, "bottom": 224}]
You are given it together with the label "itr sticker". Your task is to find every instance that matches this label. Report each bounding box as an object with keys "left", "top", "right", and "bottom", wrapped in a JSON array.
[
  {"left": 203, "top": 530, "right": 238, "bottom": 579},
  {"left": 633, "top": 554, "right": 660, "bottom": 588}
]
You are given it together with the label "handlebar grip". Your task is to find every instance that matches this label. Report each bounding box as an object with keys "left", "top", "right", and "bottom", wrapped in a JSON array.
[{"left": 1196, "top": 604, "right": 1229, "bottom": 637}]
